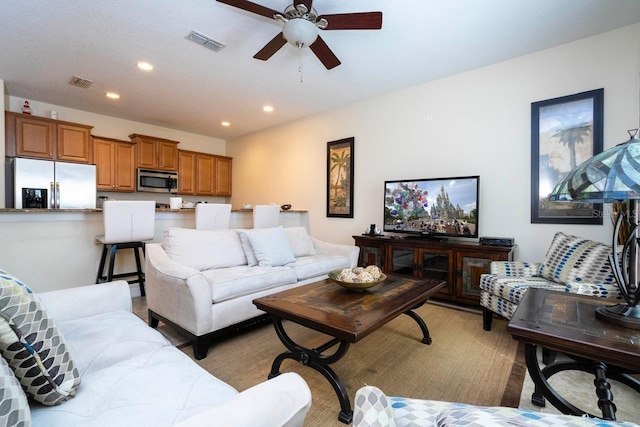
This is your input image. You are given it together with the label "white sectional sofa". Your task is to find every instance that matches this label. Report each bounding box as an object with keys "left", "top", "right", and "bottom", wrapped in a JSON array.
[
  {"left": 145, "top": 226, "right": 359, "bottom": 359},
  {"left": 0, "top": 272, "right": 311, "bottom": 427}
]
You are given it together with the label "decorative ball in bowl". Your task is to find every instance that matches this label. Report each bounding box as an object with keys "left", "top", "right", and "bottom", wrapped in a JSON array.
[{"left": 328, "top": 266, "right": 386, "bottom": 290}]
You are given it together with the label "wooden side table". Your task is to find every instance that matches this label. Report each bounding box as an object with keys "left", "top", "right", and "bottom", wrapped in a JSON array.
[{"left": 507, "top": 288, "right": 640, "bottom": 420}]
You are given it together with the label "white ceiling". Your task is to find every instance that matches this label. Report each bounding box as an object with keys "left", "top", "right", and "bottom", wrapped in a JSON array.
[{"left": 1, "top": 0, "right": 640, "bottom": 140}]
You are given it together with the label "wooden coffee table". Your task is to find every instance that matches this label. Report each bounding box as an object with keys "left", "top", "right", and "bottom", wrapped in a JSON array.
[
  {"left": 507, "top": 288, "right": 640, "bottom": 420},
  {"left": 253, "top": 275, "right": 445, "bottom": 424}
]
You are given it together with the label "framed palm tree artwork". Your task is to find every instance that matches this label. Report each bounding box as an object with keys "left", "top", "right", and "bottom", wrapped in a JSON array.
[
  {"left": 327, "top": 137, "right": 354, "bottom": 218},
  {"left": 531, "top": 88, "right": 604, "bottom": 224}
]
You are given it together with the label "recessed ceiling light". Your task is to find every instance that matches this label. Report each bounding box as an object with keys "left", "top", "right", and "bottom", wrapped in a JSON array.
[
  {"left": 105, "top": 92, "right": 120, "bottom": 99},
  {"left": 263, "top": 105, "right": 274, "bottom": 112},
  {"left": 221, "top": 121, "right": 231, "bottom": 127},
  {"left": 137, "top": 62, "right": 154, "bottom": 71}
]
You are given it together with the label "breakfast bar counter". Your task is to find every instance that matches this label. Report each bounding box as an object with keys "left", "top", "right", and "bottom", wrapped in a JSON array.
[{"left": 0, "top": 208, "right": 309, "bottom": 293}]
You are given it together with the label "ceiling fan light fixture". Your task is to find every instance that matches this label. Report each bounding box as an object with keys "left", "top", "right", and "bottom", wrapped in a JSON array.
[{"left": 282, "top": 18, "right": 318, "bottom": 48}]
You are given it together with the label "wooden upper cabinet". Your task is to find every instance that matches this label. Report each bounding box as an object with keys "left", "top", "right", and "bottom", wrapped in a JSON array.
[
  {"left": 93, "top": 136, "right": 136, "bottom": 192},
  {"left": 178, "top": 151, "right": 232, "bottom": 197},
  {"left": 196, "top": 153, "right": 215, "bottom": 196},
  {"left": 57, "top": 123, "right": 92, "bottom": 163},
  {"left": 129, "top": 133, "right": 179, "bottom": 171},
  {"left": 178, "top": 150, "right": 196, "bottom": 195},
  {"left": 215, "top": 156, "right": 232, "bottom": 196},
  {"left": 5, "top": 112, "right": 92, "bottom": 163}
]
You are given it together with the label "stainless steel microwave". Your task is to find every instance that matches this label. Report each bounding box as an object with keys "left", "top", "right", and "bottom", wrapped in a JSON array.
[{"left": 137, "top": 169, "right": 178, "bottom": 193}]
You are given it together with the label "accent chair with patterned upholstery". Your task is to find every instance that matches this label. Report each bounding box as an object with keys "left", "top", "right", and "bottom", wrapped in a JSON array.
[
  {"left": 352, "top": 385, "right": 639, "bottom": 427},
  {"left": 480, "top": 232, "right": 623, "bottom": 331}
]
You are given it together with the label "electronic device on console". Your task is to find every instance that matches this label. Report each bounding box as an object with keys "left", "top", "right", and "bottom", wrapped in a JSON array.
[{"left": 479, "top": 236, "right": 515, "bottom": 247}]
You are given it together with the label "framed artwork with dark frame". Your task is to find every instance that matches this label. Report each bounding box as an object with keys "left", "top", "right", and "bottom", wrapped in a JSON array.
[
  {"left": 327, "top": 137, "right": 354, "bottom": 218},
  {"left": 531, "top": 88, "right": 604, "bottom": 224}
]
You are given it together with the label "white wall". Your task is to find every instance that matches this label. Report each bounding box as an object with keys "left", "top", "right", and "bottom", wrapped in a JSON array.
[{"left": 227, "top": 24, "right": 640, "bottom": 262}]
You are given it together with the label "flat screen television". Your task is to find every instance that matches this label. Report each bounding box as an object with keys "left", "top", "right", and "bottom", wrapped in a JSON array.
[{"left": 384, "top": 175, "right": 479, "bottom": 239}]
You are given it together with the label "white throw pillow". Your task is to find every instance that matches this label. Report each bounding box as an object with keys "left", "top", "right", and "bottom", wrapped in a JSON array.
[
  {"left": 236, "top": 229, "right": 258, "bottom": 267},
  {"left": 244, "top": 226, "right": 296, "bottom": 267},
  {"left": 163, "top": 228, "right": 247, "bottom": 271},
  {"left": 284, "top": 227, "right": 316, "bottom": 257}
]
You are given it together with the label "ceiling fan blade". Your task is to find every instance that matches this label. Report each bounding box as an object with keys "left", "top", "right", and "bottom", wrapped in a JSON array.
[
  {"left": 318, "top": 12, "right": 383, "bottom": 30},
  {"left": 253, "top": 33, "right": 287, "bottom": 60},
  {"left": 293, "top": 0, "right": 313, "bottom": 11},
  {"left": 217, "top": 0, "right": 280, "bottom": 20},
  {"left": 309, "top": 36, "right": 341, "bottom": 70}
]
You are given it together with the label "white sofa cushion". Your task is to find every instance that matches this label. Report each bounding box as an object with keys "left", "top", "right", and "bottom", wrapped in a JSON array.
[
  {"left": 30, "top": 346, "right": 239, "bottom": 427},
  {"left": 56, "top": 310, "right": 170, "bottom": 377},
  {"left": 163, "top": 228, "right": 247, "bottom": 271},
  {"left": 202, "top": 265, "right": 298, "bottom": 303},
  {"left": 288, "top": 255, "right": 351, "bottom": 280},
  {"left": 243, "top": 226, "right": 296, "bottom": 267},
  {"left": 236, "top": 229, "right": 259, "bottom": 266},
  {"left": 284, "top": 227, "right": 317, "bottom": 257}
]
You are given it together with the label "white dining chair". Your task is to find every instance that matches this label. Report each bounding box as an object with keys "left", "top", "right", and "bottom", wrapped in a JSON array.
[
  {"left": 252, "top": 204, "right": 280, "bottom": 228},
  {"left": 195, "top": 203, "right": 232, "bottom": 230},
  {"left": 95, "top": 200, "right": 156, "bottom": 296}
]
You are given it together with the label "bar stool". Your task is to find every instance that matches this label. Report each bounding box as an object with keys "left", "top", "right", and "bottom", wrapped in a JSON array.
[
  {"left": 253, "top": 204, "right": 280, "bottom": 228},
  {"left": 95, "top": 200, "right": 156, "bottom": 296},
  {"left": 195, "top": 203, "right": 232, "bottom": 230}
]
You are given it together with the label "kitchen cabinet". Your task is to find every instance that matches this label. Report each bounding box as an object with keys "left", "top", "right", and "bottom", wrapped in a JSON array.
[
  {"left": 93, "top": 136, "right": 136, "bottom": 192},
  {"left": 5, "top": 111, "right": 93, "bottom": 164},
  {"left": 214, "top": 155, "right": 232, "bottom": 196},
  {"left": 178, "top": 150, "right": 232, "bottom": 196},
  {"left": 129, "top": 133, "right": 179, "bottom": 171},
  {"left": 178, "top": 151, "right": 196, "bottom": 194},
  {"left": 353, "top": 235, "right": 514, "bottom": 306},
  {"left": 196, "top": 153, "right": 215, "bottom": 195}
]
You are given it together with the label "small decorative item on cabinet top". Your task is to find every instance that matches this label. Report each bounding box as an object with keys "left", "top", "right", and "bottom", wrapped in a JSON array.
[{"left": 21, "top": 100, "right": 32, "bottom": 115}]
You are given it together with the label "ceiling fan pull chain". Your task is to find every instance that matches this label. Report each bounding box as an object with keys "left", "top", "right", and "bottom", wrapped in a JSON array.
[{"left": 298, "top": 42, "right": 304, "bottom": 83}]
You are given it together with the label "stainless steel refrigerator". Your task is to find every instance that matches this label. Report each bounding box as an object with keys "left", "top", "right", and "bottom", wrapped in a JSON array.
[{"left": 6, "top": 157, "right": 97, "bottom": 209}]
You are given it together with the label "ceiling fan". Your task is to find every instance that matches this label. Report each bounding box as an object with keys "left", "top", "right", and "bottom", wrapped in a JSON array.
[{"left": 217, "top": 0, "right": 383, "bottom": 69}]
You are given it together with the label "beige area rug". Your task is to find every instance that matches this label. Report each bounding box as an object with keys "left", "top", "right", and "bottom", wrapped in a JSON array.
[
  {"left": 517, "top": 349, "right": 640, "bottom": 423},
  {"left": 132, "top": 297, "right": 190, "bottom": 347},
  {"left": 132, "top": 297, "right": 640, "bottom": 425}
]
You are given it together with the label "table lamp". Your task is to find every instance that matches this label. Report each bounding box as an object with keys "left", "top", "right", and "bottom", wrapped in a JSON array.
[{"left": 549, "top": 128, "right": 640, "bottom": 329}]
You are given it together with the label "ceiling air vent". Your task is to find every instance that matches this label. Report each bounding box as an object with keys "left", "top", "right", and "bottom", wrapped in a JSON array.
[
  {"left": 186, "top": 30, "right": 226, "bottom": 52},
  {"left": 68, "top": 76, "right": 94, "bottom": 89}
]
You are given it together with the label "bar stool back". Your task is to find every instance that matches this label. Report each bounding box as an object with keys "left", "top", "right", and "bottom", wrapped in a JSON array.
[
  {"left": 95, "top": 200, "right": 156, "bottom": 296},
  {"left": 253, "top": 204, "right": 280, "bottom": 228},
  {"left": 195, "top": 203, "right": 232, "bottom": 230}
]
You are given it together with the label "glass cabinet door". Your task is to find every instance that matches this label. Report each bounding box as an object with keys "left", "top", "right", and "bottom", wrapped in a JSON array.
[
  {"left": 419, "top": 251, "right": 450, "bottom": 281},
  {"left": 389, "top": 247, "right": 415, "bottom": 277}
]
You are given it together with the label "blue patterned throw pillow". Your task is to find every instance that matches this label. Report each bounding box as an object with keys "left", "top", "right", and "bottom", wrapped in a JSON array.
[{"left": 538, "top": 232, "right": 615, "bottom": 285}]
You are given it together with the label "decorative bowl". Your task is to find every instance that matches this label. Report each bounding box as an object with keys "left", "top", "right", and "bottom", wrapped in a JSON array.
[{"left": 328, "top": 269, "right": 387, "bottom": 290}]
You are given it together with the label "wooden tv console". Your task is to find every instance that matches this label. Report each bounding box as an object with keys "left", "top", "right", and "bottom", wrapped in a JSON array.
[{"left": 353, "top": 235, "right": 515, "bottom": 307}]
